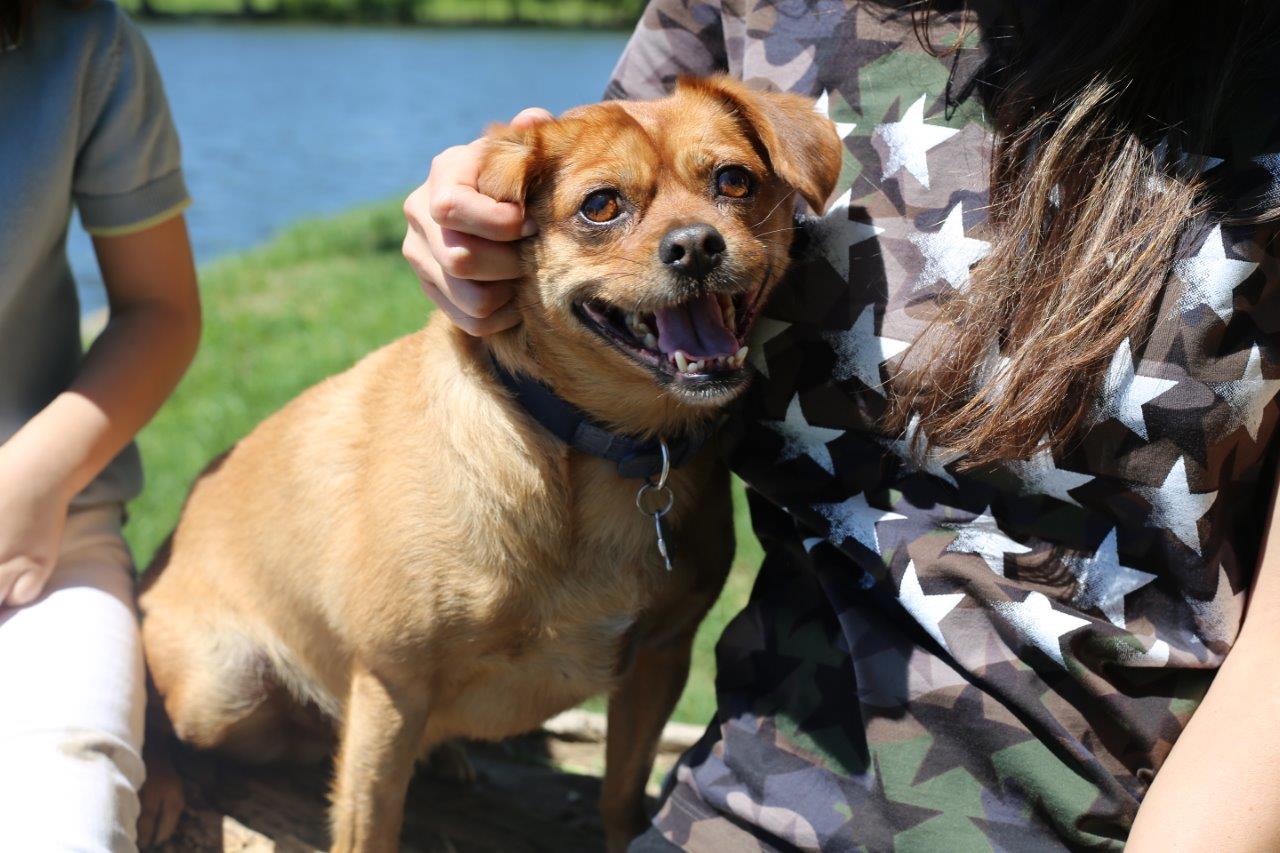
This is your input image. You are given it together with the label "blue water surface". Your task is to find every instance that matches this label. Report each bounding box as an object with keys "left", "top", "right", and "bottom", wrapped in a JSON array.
[{"left": 72, "top": 22, "right": 628, "bottom": 314}]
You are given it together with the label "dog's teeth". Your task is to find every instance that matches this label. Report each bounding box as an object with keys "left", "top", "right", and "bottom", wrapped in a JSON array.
[
  {"left": 675, "top": 352, "right": 690, "bottom": 373},
  {"left": 735, "top": 346, "right": 749, "bottom": 367},
  {"left": 718, "top": 294, "right": 738, "bottom": 330},
  {"left": 643, "top": 333, "right": 658, "bottom": 350},
  {"left": 691, "top": 360, "right": 703, "bottom": 373},
  {"left": 625, "top": 312, "right": 651, "bottom": 336}
]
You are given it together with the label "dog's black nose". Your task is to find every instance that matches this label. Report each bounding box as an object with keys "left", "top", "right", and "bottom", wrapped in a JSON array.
[{"left": 659, "top": 224, "right": 726, "bottom": 278}]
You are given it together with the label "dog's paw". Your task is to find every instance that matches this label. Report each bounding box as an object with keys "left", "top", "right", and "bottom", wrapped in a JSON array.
[{"left": 424, "top": 740, "right": 477, "bottom": 786}]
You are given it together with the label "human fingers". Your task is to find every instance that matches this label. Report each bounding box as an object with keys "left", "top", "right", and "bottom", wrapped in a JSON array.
[
  {"left": 2, "top": 557, "right": 51, "bottom": 607},
  {"left": 419, "top": 143, "right": 532, "bottom": 242},
  {"left": 420, "top": 277, "right": 522, "bottom": 337}
]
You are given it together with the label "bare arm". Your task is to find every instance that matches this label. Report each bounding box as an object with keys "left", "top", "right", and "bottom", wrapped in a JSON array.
[
  {"left": 0, "top": 214, "right": 200, "bottom": 605},
  {"left": 1127, "top": 460, "right": 1280, "bottom": 850}
]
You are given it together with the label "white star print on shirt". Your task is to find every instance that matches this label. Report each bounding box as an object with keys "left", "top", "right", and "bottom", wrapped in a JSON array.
[
  {"left": 1209, "top": 344, "right": 1280, "bottom": 440},
  {"left": 991, "top": 591, "right": 1090, "bottom": 670},
  {"left": 815, "top": 493, "right": 906, "bottom": 554},
  {"left": 943, "top": 509, "right": 1032, "bottom": 577},
  {"left": 882, "top": 415, "right": 961, "bottom": 487},
  {"left": 1116, "top": 637, "right": 1172, "bottom": 668},
  {"left": 1179, "top": 151, "right": 1224, "bottom": 175},
  {"left": 1008, "top": 441, "right": 1093, "bottom": 507},
  {"left": 1186, "top": 563, "right": 1245, "bottom": 647},
  {"left": 1067, "top": 529, "right": 1157, "bottom": 628},
  {"left": 1152, "top": 138, "right": 1224, "bottom": 178},
  {"left": 1145, "top": 153, "right": 1227, "bottom": 196},
  {"left": 814, "top": 89, "right": 856, "bottom": 140},
  {"left": 898, "top": 560, "right": 965, "bottom": 652},
  {"left": 1097, "top": 338, "right": 1179, "bottom": 440},
  {"left": 909, "top": 201, "right": 991, "bottom": 292},
  {"left": 747, "top": 317, "right": 791, "bottom": 378},
  {"left": 1134, "top": 457, "right": 1217, "bottom": 555},
  {"left": 872, "top": 93, "right": 959, "bottom": 190},
  {"left": 765, "top": 394, "right": 843, "bottom": 474},
  {"left": 1174, "top": 224, "right": 1258, "bottom": 321},
  {"left": 820, "top": 187, "right": 885, "bottom": 281},
  {"left": 823, "top": 304, "right": 909, "bottom": 394},
  {"left": 977, "top": 341, "right": 1012, "bottom": 398}
]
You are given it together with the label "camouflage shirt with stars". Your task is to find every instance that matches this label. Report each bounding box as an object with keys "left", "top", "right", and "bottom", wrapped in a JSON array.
[{"left": 609, "top": 1, "right": 1280, "bottom": 850}]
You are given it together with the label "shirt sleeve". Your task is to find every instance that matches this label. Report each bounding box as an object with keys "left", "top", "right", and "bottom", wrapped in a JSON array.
[
  {"left": 604, "top": 0, "right": 728, "bottom": 101},
  {"left": 73, "top": 8, "right": 189, "bottom": 237}
]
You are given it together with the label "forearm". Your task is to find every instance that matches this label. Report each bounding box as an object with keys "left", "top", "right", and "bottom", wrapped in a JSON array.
[
  {"left": 0, "top": 300, "right": 200, "bottom": 499},
  {"left": 1127, "top": 629, "right": 1280, "bottom": 851},
  {"left": 1129, "top": 469, "right": 1280, "bottom": 851}
]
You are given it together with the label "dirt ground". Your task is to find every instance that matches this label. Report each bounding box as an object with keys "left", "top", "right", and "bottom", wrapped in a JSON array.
[{"left": 154, "top": 711, "right": 700, "bottom": 852}]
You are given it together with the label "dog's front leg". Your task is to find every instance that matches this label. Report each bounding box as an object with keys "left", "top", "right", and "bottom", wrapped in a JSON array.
[
  {"left": 330, "top": 662, "right": 429, "bottom": 853},
  {"left": 600, "top": 621, "right": 703, "bottom": 853}
]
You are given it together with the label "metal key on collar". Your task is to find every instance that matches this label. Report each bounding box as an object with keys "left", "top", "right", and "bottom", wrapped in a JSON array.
[{"left": 634, "top": 438, "right": 675, "bottom": 572}]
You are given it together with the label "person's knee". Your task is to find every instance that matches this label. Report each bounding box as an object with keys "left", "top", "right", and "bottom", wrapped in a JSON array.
[
  {"left": 0, "top": 726, "right": 144, "bottom": 852},
  {"left": 54, "top": 726, "right": 144, "bottom": 777}
]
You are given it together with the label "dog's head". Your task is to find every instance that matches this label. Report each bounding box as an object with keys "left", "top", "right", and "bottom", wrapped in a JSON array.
[{"left": 479, "top": 76, "right": 841, "bottom": 432}]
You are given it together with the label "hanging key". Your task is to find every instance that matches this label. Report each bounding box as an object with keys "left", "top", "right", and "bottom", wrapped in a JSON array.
[
  {"left": 652, "top": 500, "right": 674, "bottom": 572},
  {"left": 637, "top": 482, "right": 675, "bottom": 572},
  {"left": 635, "top": 439, "right": 676, "bottom": 572}
]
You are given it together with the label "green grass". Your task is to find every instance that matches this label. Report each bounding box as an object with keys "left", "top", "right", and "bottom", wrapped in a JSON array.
[
  {"left": 126, "top": 198, "right": 761, "bottom": 725},
  {"left": 117, "top": 0, "right": 645, "bottom": 28}
]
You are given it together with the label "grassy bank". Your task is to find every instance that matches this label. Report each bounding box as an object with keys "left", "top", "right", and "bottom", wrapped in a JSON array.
[
  {"left": 118, "top": 0, "right": 644, "bottom": 28},
  {"left": 127, "top": 198, "right": 761, "bottom": 725}
]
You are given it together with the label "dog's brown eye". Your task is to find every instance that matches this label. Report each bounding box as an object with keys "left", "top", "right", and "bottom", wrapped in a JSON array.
[
  {"left": 580, "top": 190, "right": 622, "bottom": 223},
  {"left": 715, "top": 166, "right": 753, "bottom": 199}
]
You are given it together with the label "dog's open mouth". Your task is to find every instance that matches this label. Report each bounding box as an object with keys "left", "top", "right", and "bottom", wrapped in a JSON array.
[{"left": 573, "top": 289, "right": 759, "bottom": 383}]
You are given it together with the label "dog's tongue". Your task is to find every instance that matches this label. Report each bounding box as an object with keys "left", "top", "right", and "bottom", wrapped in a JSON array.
[{"left": 653, "top": 294, "right": 738, "bottom": 359}]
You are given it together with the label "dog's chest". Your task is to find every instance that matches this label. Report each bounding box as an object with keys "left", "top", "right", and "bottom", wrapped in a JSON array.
[
  {"left": 440, "top": 586, "right": 644, "bottom": 741},
  {"left": 439, "top": 466, "right": 666, "bottom": 740}
]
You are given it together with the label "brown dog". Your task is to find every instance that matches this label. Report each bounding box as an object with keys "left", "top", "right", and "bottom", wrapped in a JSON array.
[{"left": 138, "top": 75, "right": 839, "bottom": 852}]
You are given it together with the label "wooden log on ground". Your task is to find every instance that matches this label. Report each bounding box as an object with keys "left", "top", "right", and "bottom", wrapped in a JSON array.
[{"left": 155, "top": 711, "right": 696, "bottom": 851}]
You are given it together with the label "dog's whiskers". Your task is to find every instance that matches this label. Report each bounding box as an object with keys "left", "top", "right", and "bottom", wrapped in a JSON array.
[
  {"left": 750, "top": 189, "right": 796, "bottom": 230},
  {"left": 754, "top": 225, "right": 802, "bottom": 239}
]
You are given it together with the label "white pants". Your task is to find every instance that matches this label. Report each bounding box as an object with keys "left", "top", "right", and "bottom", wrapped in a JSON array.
[{"left": 0, "top": 505, "right": 145, "bottom": 853}]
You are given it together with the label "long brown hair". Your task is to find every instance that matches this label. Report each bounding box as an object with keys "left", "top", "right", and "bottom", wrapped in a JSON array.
[{"left": 891, "top": 1, "right": 1280, "bottom": 467}]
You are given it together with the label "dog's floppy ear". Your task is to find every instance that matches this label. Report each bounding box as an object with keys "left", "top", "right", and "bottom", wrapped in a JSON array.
[
  {"left": 478, "top": 124, "right": 543, "bottom": 205},
  {"left": 679, "top": 75, "right": 843, "bottom": 215}
]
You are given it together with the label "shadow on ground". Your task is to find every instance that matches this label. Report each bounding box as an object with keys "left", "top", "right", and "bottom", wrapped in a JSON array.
[{"left": 155, "top": 722, "right": 682, "bottom": 852}]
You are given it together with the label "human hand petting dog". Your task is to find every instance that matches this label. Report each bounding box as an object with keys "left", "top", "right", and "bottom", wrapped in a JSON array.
[
  {"left": 0, "top": 445, "right": 70, "bottom": 607},
  {"left": 402, "top": 107, "right": 553, "bottom": 335}
]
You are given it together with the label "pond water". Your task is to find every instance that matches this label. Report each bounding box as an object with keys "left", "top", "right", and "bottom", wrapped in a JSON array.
[{"left": 71, "top": 22, "right": 629, "bottom": 315}]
